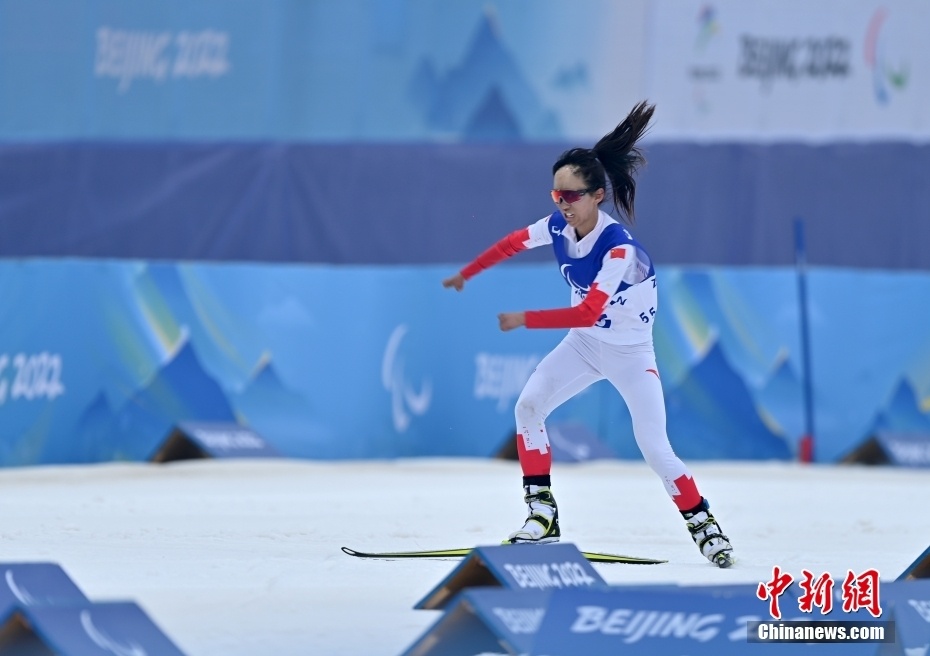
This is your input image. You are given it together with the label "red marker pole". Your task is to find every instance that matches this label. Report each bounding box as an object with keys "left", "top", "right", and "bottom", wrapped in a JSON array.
[{"left": 794, "top": 218, "right": 815, "bottom": 463}]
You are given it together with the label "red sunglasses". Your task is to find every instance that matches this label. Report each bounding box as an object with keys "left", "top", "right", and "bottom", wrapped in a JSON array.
[{"left": 550, "top": 188, "right": 593, "bottom": 204}]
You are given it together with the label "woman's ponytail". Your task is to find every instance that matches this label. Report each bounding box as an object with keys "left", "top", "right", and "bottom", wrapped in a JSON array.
[{"left": 592, "top": 101, "right": 655, "bottom": 222}]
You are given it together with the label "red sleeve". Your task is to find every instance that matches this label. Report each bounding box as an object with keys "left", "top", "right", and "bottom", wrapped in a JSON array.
[
  {"left": 524, "top": 285, "right": 610, "bottom": 329},
  {"left": 460, "top": 228, "right": 530, "bottom": 280}
]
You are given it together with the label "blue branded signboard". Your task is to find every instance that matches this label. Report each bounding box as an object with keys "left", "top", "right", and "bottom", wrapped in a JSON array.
[
  {"left": 874, "top": 431, "right": 930, "bottom": 467},
  {"left": 898, "top": 545, "right": 930, "bottom": 581},
  {"left": 882, "top": 579, "right": 930, "bottom": 651},
  {"left": 0, "top": 601, "right": 187, "bottom": 655},
  {"left": 150, "top": 421, "right": 281, "bottom": 462},
  {"left": 0, "top": 563, "right": 88, "bottom": 617},
  {"left": 415, "top": 543, "right": 605, "bottom": 611},
  {"left": 533, "top": 586, "right": 880, "bottom": 655},
  {"left": 405, "top": 582, "right": 900, "bottom": 656},
  {"left": 404, "top": 589, "right": 549, "bottom": 656}
]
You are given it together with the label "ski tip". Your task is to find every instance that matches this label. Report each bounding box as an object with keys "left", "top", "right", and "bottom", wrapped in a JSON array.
[{"left": 341, "top": 547, "right": 359, "bottom": 557}]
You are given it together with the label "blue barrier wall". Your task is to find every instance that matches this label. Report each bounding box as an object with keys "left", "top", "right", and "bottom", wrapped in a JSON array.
[{"left": 1, "top": 259, "right": 928, "bottom": 466}]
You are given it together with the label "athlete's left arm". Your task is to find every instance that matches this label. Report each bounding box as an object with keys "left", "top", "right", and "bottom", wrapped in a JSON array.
[{"left": 522, "top": 248, "right": 632, "bottom": 329}]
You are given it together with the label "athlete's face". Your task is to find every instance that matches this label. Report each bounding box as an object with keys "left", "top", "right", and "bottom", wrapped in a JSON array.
[{"left": 552, "top": 166, "right": 603, "bottom": 238}]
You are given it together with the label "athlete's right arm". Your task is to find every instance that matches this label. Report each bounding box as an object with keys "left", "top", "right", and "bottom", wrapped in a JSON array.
[
  {"left": 459, "top": 227, "right": 530, "bottom": 279},
  {"left": 442, "top": 217, "right": 553, "bottom": 291}
]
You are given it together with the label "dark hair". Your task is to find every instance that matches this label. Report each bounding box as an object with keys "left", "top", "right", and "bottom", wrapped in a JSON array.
[{"left": 552, "top": 101, "right": 655, "bottom": 223}]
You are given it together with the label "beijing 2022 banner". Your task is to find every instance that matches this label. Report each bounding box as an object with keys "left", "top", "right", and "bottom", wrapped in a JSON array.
[{"left": 3, "top": 0, "right": 928, "bottom": 142}]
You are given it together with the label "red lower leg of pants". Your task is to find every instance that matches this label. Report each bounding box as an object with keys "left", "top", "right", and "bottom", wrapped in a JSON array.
[
  {"left": 516, "top": 433, "right": 551, "bottom": 477},
  {"left": 671, "top": 473, "right": 703, "bottom": 511}
]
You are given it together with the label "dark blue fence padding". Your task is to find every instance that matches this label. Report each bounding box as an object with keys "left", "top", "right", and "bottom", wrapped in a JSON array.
[
  {"left": 1, "top": 142, "right": 929, "bottom": 269},
  {"left": 642, "top": 141, "right": 930, "bottom": 271},
  {"left": 0, "top": 142, "right": 557, "bottom": 265}
]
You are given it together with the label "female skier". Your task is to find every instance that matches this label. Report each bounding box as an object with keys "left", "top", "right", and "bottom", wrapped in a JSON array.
[{"left": 442, "top": 101, "right": 734, "bottom": 568}]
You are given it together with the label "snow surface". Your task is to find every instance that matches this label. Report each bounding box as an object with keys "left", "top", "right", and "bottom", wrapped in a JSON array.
[{"left": 1, "top": 457, "right": 927, "bottom": 655}]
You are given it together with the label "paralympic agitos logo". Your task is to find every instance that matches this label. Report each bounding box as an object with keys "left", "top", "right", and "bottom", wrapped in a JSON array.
[
  {"left": 382, "top": 325, "right": 431, "bottom": 433},
  {"left": 559, "top": 264, "right": 590, "bottom": 297},
  {"left": 864, "top": 8, "right": 909, "bottom": 104}
]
